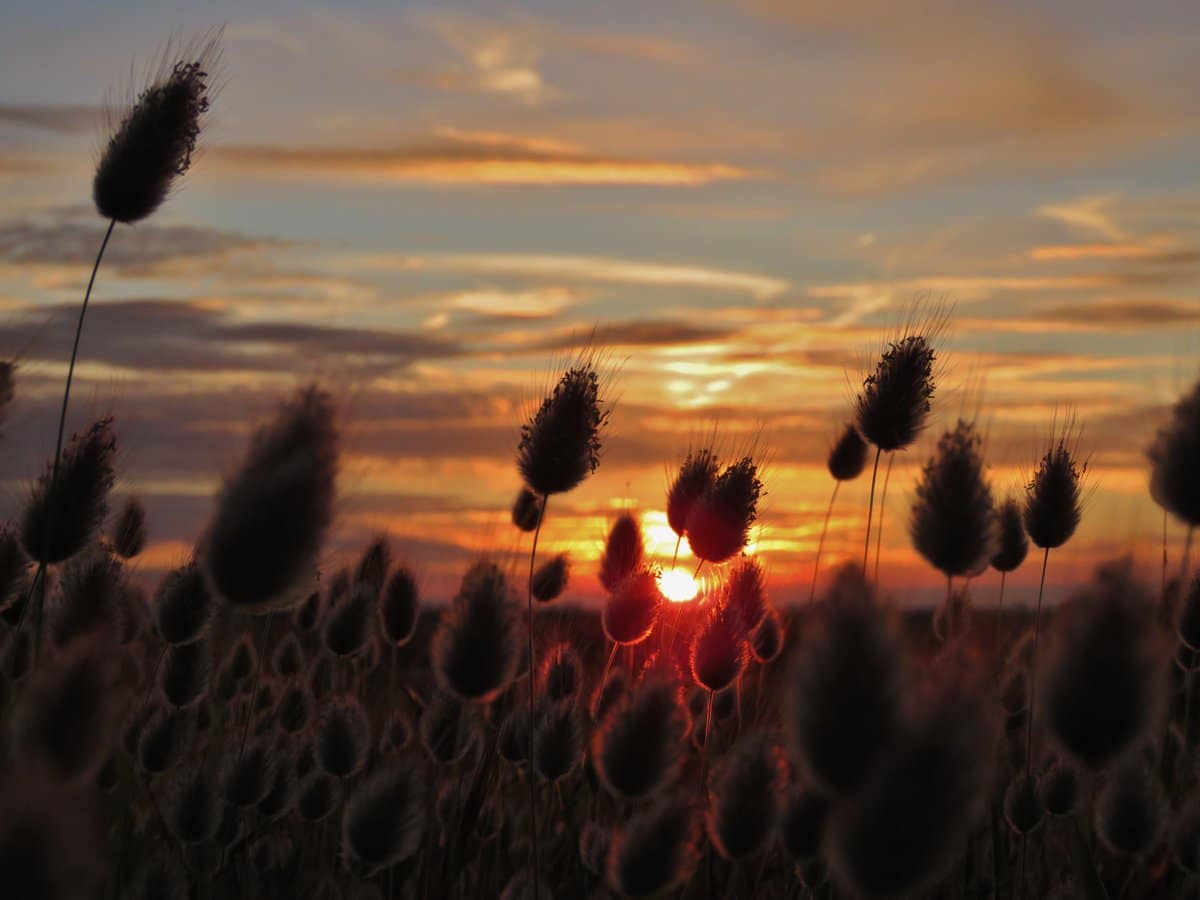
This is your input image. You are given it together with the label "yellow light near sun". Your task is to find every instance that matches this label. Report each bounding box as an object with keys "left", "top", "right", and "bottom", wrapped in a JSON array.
[
  {"left": 640, "top": 511, "right": 692, "bottom": 559},
  {"left": 659, "top": 568, "right": 699, "bottom": 603}
]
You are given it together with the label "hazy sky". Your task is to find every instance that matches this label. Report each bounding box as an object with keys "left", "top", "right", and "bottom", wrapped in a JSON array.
[{"left": 1, "top": 0, "right": 1198, "bottom": 606}]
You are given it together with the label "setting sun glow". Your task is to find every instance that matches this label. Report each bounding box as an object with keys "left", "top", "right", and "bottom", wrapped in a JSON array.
[{"left": 659, "top": 567, "right": 699, "bottom": 604}]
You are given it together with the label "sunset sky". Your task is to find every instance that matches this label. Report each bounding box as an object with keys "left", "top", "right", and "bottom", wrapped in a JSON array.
[{"left": 1, "top": 0, "right": 1198, "bottom": 608}]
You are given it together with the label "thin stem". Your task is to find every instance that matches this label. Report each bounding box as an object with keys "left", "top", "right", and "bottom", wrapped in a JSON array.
[
  {"left": 600, "top": 640, "right": 620, "bottom": 691},
  {"left": 1163, "top": 508, "right": 1170, "bottom": 605},
  {"left": 19, "top": 218, "right": 117, "bottom": 669},
  {"left": 1024, "top": 547, "right": 1051, "bottom": 775},
  {"left": 693, "top": 558, "right": 706, "bottom": 580},
  {"left": 526, "top": 493, "right": 547, "bottom": 900},
  {"left": 809, "top": 481, "right": 840, "bottom": 604},
  {"left": 873, "top": 451, "right": 894, "bottom": 584},
  {"left": 237, "top": 615, "right": 274, "bottom": 759},
  {"left": 1181, "top": 525, "right": 1196, "bottom": 595},
  {"left": 862, "top": 446, "right": 882, "bottom": 571},
  {"left": 671, "top": 533, "right": 682, "bottom": 570},
  {"left": 994, "top": 570, "right": 1008, "bottom": 650}
]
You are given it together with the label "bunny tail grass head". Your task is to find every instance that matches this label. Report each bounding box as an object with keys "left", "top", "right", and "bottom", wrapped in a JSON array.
[
  {"left": 826, "top": 675, "right": 997, "bottom": 899},
  {"left": 511, "top": 486, "right": 543, "bottom": 532},
  {"left": 378, "top": 565, "right": 420, "bottom": 647},
  {"left": 203, "top": 385, "right": 337, "bottom": 613},
  {"left": 690, "top": 603, "right": 747, "bottom": 694},
  {"left": 533, "top": 700, "right": 585, "bottom": 783},
  {"left": 667, "top": 446, "right": 719, "bottom": 539},
  {"left": 856, "top": 323, "right": 939, "bottom": 453},
  {"left": 594, "top": 673, "right": 688, "bottom": 801},
  {"left": 316, "top": 695, "right": 371, "bottom": 779},
  {"left": 94, "top": 31, "right": 220, "bottom": 224},
  {"left": 531, "top": 552, "right": 570, "bottom": 603},
  {"left": 726, "top": 556, "right": 768, "bottom": 635},
  {"left": 322, "top": 582, "right": 373, "bottom": 659},
  {"left": 685, "top": 456, "right": 763, "bottom": 565},
  {"left": 341, "top": 764, "right": 426, "bottom": 875},
  {"left": 518, "top": 356, "right": 608, "bottom": 497},
  {"left": 354, "top": 534, "right": 390, "bottom": 596},
  {"left": 159, "top": 638, "right": 210, "bottom": 708},
  {"left": 991, "top": 496, "right": 1029, "bottom": 573},
  {"left": 608, "top": 792, "right": 700, "bottom": 899},
  {"left": 1024, "top": 430, "right": 1085, "bottom": 551},
  {"left": 828, "top": 423, "right": 870, "bottom": 482},
  {"left": 21, "top": 417, "right": 117, "bottom": 565},
  {"left": 786, "top": 564, "right": 906, "bottom": 795},
  {"left": 431, "top": 558, "right": 520, "bottom": 703},
  {"left": 707, "top": 733, "right": 787, "bottom": 861},
  {"left": 1094, "top": 764, "right": 1166, "bottom": 856},
  {"left": 910, "top": 420, "right": 996, "bottom": 578},
  {"left": 539, "top": 641, "right": 583, "bottom": 703},
  {"left": 1041, "top": 560, "right": 1165, "bottom": 769},
  {"left": 420, "top": 691, "right": 480, "bottom": 766},
  {"left": 1148, "top": 374, "right": 1200, "bottom": 527},
  {"left": 602, "top": 568, "right": 663, "bottom": 646},
  {"left": 109, "top": 496, "right": 146, "bottom": 559},
  {"left": 599, "top": 511, "right": 645, "bottom": 594}
]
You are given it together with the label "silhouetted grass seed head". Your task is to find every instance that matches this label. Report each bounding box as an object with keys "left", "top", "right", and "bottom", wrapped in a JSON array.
[
  {"left": 202, "top": 385, "right": 337, "bottom": 613},
  {"left": 533, "top": 700, "right": 585, "bottom": 782},
  {"left": 602, "top": 568, "right": 662, "bottom": 646},
  {"left": 667, "top": 447, "right": 719, "bottom": 539},
  {"left": 593, "top": 675, "right": 687, "bottom": 800},
  {"left": 431, "top": 559, "right": 519, "bottom": 703},
  {"left": 685, "top": 456, "right": 763, "bottom": 565},
  {"left": 599, "top": 512, "right": 645, "bottom": 594},
  {"left": 518, "top": 361, "right": 608, "bottom": 497},
  {"left": 707, "top": 734, "right": 786, "bottom": 860},
  {"left": 991, "top": 497, "right": 1029, "bottom": 573},
  {"left": 94, "top": 33, "right": 220, "bottom": 223},
  {"left": 690, "top": 606, "right": 746, "bottom": 694},
  {"left": 20, "top": 417, "right": 117, "bottom": 565},
  {"left": 856, "top": 333, "right": 937, "bottom": 452},
  {"left": 378, "top": 565, "right": 419, "bottom": 647},
  {"left": 1023, "top": 438, "right": 1084, "bottom": 550},
  {"left": 110, "top": 496, "right": 147, "bottom": 559},
  {"left": 608, "top": 793, "right": 699, "bottom": 899},
  {"left": 910, "top": 420, "right": 996, "bottom": 578},
  {"left": 828, "top": 424, "right": 870, "bottom": 482},
  {"left": 531, "top": 552, "right": 570, "bottom": 603},
  {"left": 152, "top": 560, "right": 213, "bottom": 645},
  {"left": 1094, "top": 765, "right": 1166, "bottom": 856},
  {"left": 341, "top": 764, "right": 426, "bottom": 875},
  {"left": 1041, "top": 561, "right": 1164, "bottom": 769},
  {"left": 1148, "top": 376, "right": 1200, "bottom": 527},
  {"left": 316, "top": 696, "right": 371, "bottom": 778}
]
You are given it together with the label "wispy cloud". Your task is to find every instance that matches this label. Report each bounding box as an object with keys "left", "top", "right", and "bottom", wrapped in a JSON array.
[
  {"left": 340, "top": 251, "right": 788, "bottom": 299},
  {"left": 210, "top": 131, "right": 752, "bottom": 186}
]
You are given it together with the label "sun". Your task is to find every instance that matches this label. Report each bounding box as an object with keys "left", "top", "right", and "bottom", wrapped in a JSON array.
[{"left": 658, "top": 567, "right": 699, "bottom": 604}]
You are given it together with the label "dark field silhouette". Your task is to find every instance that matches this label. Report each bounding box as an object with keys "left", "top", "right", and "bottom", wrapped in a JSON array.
[{"left": 3, "top": 28, "right": 1200, "bottom": 900}]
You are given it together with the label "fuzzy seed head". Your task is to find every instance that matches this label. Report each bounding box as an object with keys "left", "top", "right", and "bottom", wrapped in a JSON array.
[
  {"left": 667, "top": 447, "right": 719, "bottom": 538},
  {"left": 685, "top": 457, "right": 763, "bottom": 565},
  {"left": 167, "top": 770, "right": 220, "bottom": 844},
  {"left": 518, "top": 363, "right": 607, "bottom": 497},
  {"left": 431, "top": 559, "right": 519, "bottom": 702},
  {"left": 109, "top": 497, "right": 147, "bottom": 559},
  {"left": 856, "top": 334, "right": 937, "bottom": 452},
  {"left": 533, "top": 699, "right": 585, "bottom": 783},
  {"left": 1094, "top": 765, "right": 1166, "bottom": 856},
  {"left": 378, "top": 566, "right": 420, "bottom": 647},
  {"left": 707, "top": 733, "right": 787, "bottom": 860},
  {"left": 531, "top": 552, "right": 570, "bottom": 603},
  {"left": 991, "top": 497, "right": 1029, "bottom": 573},
  {"left": 152, "top": 561, "right": 213, "bottom": 645},
  {"left": 355, "top": 535, "right": 390, "bottom": 596},
  {"left": 341, "top": 764, "right": 426, "bottom": 875},
  {"left": 690, "top": 605, "right": 747, "bottom": 694},
  {"left": 608, "top": 793, "right": 699, "bottom": 899},
  {"left": 94, "top": 36, "right": 218, "bottom": 223},
  {"left": 203, "top": 386, "right": 337, "bottom": 613},
  {"left": 602, "top": 568, "right": 663, "bottom": 646},
  {"left": 594, "top": 675, "right": 688, "bottom": 800},
  {"left": 910, "top": 420, "right": 996, "bottom": 578},
  {"left": 779, "top": 785, "right": 831, "bottom": 863},
  {"left": 316, "top": 696, "right": 371, "bottom": 778},
  {"left": 1041, "top": 561, "right": 1165, "bottom": 769},
  {"left": 540, "top": 642, "right": 583, "bottom": 703},
  {"left": 322, "top": 582, "right": 373, "bottom": 658},
  {"left": 1148, "top": 377, "right": 1200, "bottom": 526},
  {"left": 599, "top": 512, "right": 646, "bottom": 594},
  {"left": 159, "top": 638, "right": 210, "bottom": 707},
  {"left": 786, "top": 565, "right": 906, "bottom": 795},
  {"left": 828, "top": 424, "right": 870, "bottom": 481},
  {"left": 419, "top": 691, "right": 480, "bottom": 766},
  {"left": 21, "top": 417, "right": 117, "bottom": 565},
  {"left": 751, "top": 608, "right": 784, "bottom": 663},
  {"left": 511, "top": 486, "right": 543, "bottom": 532},
  {"left": 1023, "top": 440, "right": 1084, "bottom": 550}
]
